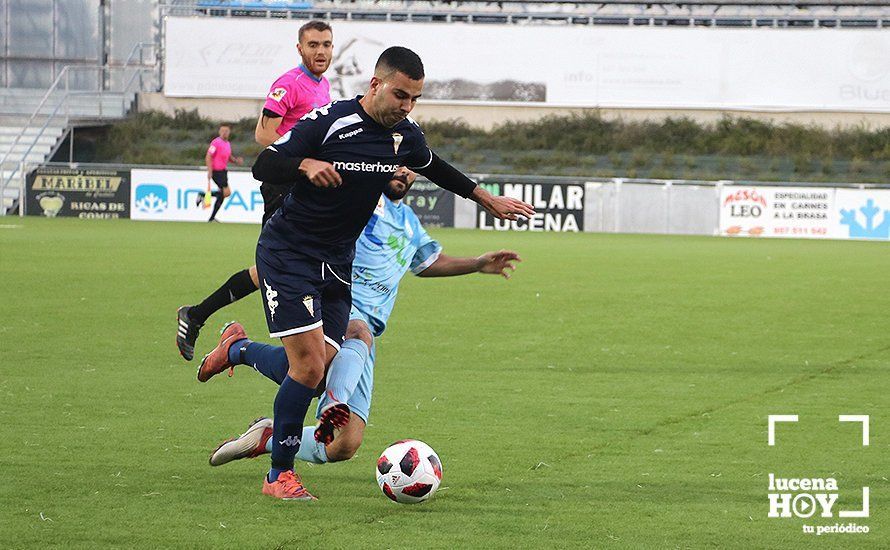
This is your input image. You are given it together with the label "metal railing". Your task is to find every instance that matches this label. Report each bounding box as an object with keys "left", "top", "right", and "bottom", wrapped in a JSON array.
[{"left": 1, "top": 43, "right": 158, "bottom": 216}]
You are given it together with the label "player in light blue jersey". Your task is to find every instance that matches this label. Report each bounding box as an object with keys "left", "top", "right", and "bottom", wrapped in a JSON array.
[{"left": 205, "top": 178, "right": 520, "bottom": 470}]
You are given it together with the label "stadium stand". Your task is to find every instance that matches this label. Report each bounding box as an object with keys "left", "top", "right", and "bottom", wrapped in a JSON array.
[
  {"left": 2, "top": 0, "right": 887, "bottom": 215},
  {"left": 0, "top": 1, "right": 158, "bottom": 214},
  {"left": 168, "top": 0, "right": 890, "bottom": 28}
]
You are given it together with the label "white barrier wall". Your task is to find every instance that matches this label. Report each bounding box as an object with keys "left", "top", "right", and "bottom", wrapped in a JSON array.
[
  {"left": 130, "top": 169, "right": 264, "bottom": 223},
  {"left": 165, "top": 17, "right": 890, "bottom": 112},
  {"left": 120, "top": 167, "right": 890, "bottom": 240},
  {"left": 719, "top": 185, "right": 890, "bottom": 240}
]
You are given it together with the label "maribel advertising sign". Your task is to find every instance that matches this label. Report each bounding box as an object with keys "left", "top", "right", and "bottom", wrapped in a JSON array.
[
  {"left": 475, "top": 178, "right": 584, "bottom": 232},
  {"left": 26, "top": 167, "right": 130, "bottom": 219}
]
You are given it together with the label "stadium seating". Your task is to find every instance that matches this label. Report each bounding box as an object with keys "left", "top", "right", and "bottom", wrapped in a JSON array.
[{"left": 177, "top": 0, "right": 890, "bottom": 27}]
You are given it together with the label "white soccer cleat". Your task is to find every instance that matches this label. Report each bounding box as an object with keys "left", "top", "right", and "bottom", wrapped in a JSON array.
[{"left": 209, "top": 417, "right": 273, "bottom": 467}]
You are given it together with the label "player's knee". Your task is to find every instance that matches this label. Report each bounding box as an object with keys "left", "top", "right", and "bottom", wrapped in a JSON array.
[
  {"left": 223, "top": 187, "right": 232, "bottom": 198},
  {"left": 327, "top": 434, "right": 363, "bottom": 462},
  {"left": 290, "top": 362, "right": 325, "bottom": 386},
  {"left": 285, "top": 349, "right": 326, "bottom": 386}
]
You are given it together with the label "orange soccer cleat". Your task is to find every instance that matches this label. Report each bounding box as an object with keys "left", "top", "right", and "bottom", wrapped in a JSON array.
[
  {"left": 262, "top": 470, "right": 317, "bottom": 501},
  {"left": 197, "top": 321, "right": 247, "bottom": 382}
]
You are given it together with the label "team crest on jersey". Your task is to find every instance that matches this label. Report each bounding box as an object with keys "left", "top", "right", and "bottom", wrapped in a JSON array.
[
  {"left": 268, "top": 87, "right": 287, "bottom": 102},
  {"left": 374, "top": 195, "right": 386, "bottom": 217},
  {"left": 391, "top": 133, "right": 403, "bottom": 155},
  {"left": 302, "top": 295, "right": 315, "bottom": 317}
]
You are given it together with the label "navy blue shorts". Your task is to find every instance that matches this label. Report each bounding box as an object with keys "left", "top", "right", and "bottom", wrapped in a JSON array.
[{"left": 255, "top": 243, "right": 351, "bottom": 351}]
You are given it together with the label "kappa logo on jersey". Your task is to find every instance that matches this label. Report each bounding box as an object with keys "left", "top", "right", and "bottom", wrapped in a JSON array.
[
  {"left": 268, "top": 87, "right": 287, "bottom": 102},
  {"left": 264, "top": 279, "right": 279, "bottom": 321},
  {"left": 302, "top": 295, "right": 315, "bottom": 316},
  {"left": 278, "top": 435, "right": 300, "bottom": 447},
  {"left": 338, "top": 128, "right": 364, "bottom": 140},
  {"left": 392, "top": 133, "right": 403, "bottom": 155}
]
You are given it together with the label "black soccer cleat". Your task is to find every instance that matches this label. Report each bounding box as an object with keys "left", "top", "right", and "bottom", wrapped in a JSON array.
[
  {"left": 176, "top": 305, "right": 203, "bottom": 361},
  {"left": 314, "top": 398, "right": 351, "bottom": 445}
]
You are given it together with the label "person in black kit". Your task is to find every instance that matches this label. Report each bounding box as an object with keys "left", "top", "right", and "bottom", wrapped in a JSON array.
[{"left": 195, "top": 46, "right": 535, "bottom": 500}]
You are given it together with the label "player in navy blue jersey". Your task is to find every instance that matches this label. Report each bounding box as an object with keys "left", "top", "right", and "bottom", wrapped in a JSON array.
[
  {"left": 196, "top": 46, "right": 534, "bottom": 500},
  {"left": 203, "top": 190, "right": 520, "bottom": 474}
]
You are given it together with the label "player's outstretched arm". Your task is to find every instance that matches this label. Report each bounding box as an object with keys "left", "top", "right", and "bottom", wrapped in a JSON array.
[
  {"left": 417, "top": 250, "right": 521, "bottom": 279},
  {"left": 471, "top": 186, "right": 535, "bottom": 221},
  {"left": 416, "top": 152, "right": 534, "bottom": 221},
  {"left": 252, "top": 149, "right": 342, "bottom": 187}
]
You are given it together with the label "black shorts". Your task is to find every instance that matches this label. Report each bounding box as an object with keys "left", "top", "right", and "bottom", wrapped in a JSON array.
[
  {"left": 255, "top": 242, "right": 351, "bottom": 351},
  {"left": 260, "top": 182, "right": 291, "bottom": 227},
  {"left": 211, "top": 170, "right": 228, "bottom": 188}
]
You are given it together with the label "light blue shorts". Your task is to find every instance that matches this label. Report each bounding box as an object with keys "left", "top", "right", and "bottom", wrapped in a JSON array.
[{"left": 315, "top": 306, "right": 378, "bottom": 423}]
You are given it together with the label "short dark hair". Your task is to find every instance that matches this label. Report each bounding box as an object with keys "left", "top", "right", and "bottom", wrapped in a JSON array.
[
  {"left": 299, "top": 20, "right": 332, "bottom": 42},
  {"left": 375, "top": 46, "right": 424, "bottom": 81}
]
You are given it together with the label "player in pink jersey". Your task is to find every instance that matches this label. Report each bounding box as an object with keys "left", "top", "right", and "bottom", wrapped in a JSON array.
[
  {"left": 177, "top": 21, "right": 335, "bottom": 361},
  {"left": 254, "top": 22, "right": 333, "bottom": 221},
  {"left": 199, "top": 124, "right": 244, "bottom": 222}
]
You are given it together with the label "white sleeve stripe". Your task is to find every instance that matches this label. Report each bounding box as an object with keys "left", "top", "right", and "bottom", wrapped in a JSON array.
[
  {"left": 412, "top": 248, "right": 441, "bottom": 274},
  {"left": 408, "top": 149, "right": 433, "bottom": 170}
]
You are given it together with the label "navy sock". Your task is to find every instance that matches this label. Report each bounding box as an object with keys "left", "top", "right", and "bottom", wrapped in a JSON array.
[
  {"left": 189, "top": 269, "right": 257, "bottom": 325},
  {"left": 240, "top": 341, "right": 288, "bottom": 384},
  {"left": 209, "top": 191, "right": 225, "bottom": 220},
  {"left": 227, "top": 338, "right": 249, "bottom": 365},
  {"left": 270, "top": 375, "right": 316, "bottom": 473}
]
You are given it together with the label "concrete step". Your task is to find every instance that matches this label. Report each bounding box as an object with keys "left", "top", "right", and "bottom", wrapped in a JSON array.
[
  {"left": 0, "top": 103, "right": 127, "bottom": 116},
  {"left": 0, "top": 88, "right": 62, "bottom": 96},
  {"left": 0, "top": 151, "right": 51, "bottom": 165},
  {"left": 0, "top": 114, "right": 60, "bottom": 126},
  {"left": 0, "top": 94, "right": 128, "bottom": 105},
  {"left": 0, "top": 95, "right": 132, "bottom": 118},
  {"left": 18, "top": 154, "right": 48, "bottom": 165},
  {"left": 1, "top": 143, "right": 57, "bottom": 158},
  {"left": 1, "top": 169, "right": 23, "bottom": 212},
  {"left": 0, "top": 126, "right": 66, "bottom": 137},
  {"left": 0, "top": 135, "right": 59, "bottom": 148}
]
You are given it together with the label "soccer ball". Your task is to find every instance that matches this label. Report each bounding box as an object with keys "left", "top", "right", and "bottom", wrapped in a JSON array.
[{"left": 376, "top": 439, "right": 442, "bottom": 504}]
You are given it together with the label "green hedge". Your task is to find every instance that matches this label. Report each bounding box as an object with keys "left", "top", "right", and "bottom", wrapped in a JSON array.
[{"left": 89, "top": 109, "right": 890, "bottom": 183}]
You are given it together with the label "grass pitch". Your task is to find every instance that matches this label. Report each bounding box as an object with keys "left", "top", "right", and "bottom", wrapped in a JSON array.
[{"left": 1, "top": 217, "right": 887, "bottom": 549}]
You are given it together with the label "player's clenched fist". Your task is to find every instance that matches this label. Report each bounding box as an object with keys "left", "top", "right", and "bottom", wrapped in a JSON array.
[{"left": 299, "top": 158, "right": 342, "bottom": 188}]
